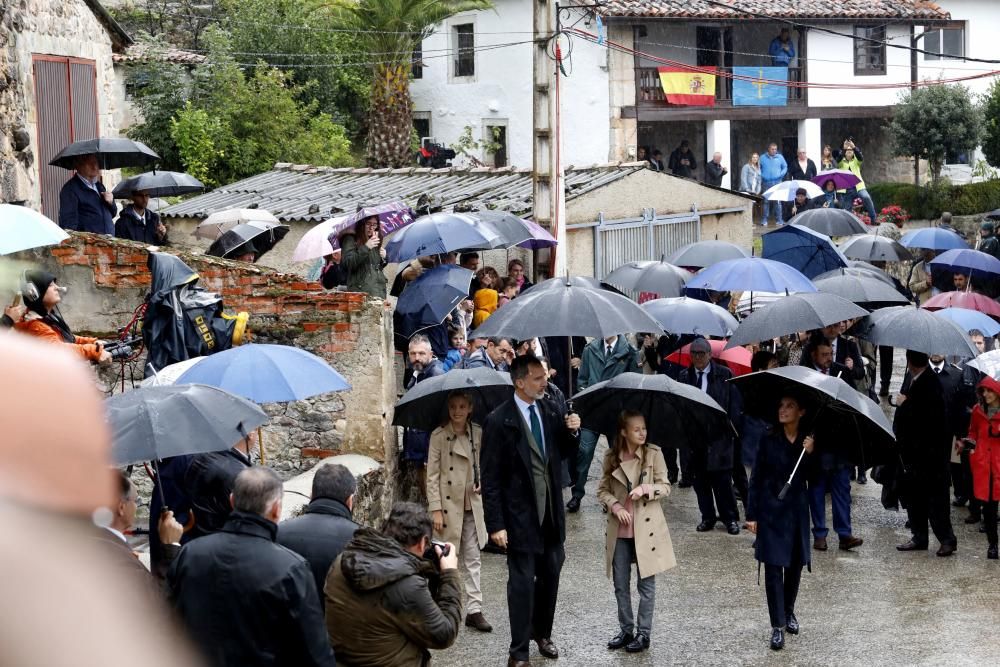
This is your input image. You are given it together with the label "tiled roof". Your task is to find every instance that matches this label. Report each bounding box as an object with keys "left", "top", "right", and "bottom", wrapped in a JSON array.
[
  {"left": 113, "top": 45, "right": 206, "bottom": 65},
  {"left": 160, "top": 163, "right": 652, "bottom": 223},
  {"left": 600, "top": 0, "right": 949, "bottom": 20}
]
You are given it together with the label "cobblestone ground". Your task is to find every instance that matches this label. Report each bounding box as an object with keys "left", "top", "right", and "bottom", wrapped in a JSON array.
[{"left": 434, "top": 352, "right": 1000, "bottom": 666}]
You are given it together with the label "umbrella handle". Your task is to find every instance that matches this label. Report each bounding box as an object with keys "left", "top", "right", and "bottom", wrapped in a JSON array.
[
  {"left": 778, "top": 447, "right": 807, "bottom": 501},
  {"left": 151, "top": 459, "right": 168, "bottom": 510}
]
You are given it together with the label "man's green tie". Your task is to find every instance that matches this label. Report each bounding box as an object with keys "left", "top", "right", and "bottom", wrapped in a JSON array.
[{"left": 529, "top": 404, "right": 545, "bottom": 457}]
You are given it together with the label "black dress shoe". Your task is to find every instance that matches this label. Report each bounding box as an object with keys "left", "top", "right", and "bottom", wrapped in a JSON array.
[
  {"left": 770, "top": 628, "right": 785, "bottom": 650},
  {"left": 965, "top": 514, "right": 982, "bottom": 524},
  {"left": 607, "top": 630, "right": 633, "bottom": 650},
  {"left": 536, "top": 638, "right": 559, "bottom": 659},
  {"left": 625, "top": 633, "right": 650, "bottom": 653},
  {"left": 507, "top": 658, "right": 531, "bottom": 667},
  {"left": 857, "top": 472, "right": 867, "bottom": 485},
  {"left": 566, "top": 497, "right": 581, "bottom": 513},
  {"left": 465, "top": 612, "right": 493, "bottom": 632},
  {"left": 937, "top": 543, "right": 957, "bottom": 557},
  {"left": 785, "top": 613, "right": 799, "bottom": 635},
  {"left": 696, "top": 519, "right": 717, "bottom": 532},
  {"left": 988, "top": 544, "right": 998, "bottom": 560},
  {"left": 678, "top": 478, "right": 693, "bottom": 488},
  {"left": 668, "top": 472, "right": 678, "bottom": 484},
  {"left": 896, "top": 540, "right": 928, "bottom": 551},
  {"left": 952, "top": 496, "right": 969, "bottom": 507},
  {"left": 726, "top": 521, "right": 740, "bottom": 535}
]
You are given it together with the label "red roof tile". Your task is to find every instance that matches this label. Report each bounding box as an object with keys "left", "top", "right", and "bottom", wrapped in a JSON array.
[{"left": 600, "top": 0, "right": 949, "bottom": 20}]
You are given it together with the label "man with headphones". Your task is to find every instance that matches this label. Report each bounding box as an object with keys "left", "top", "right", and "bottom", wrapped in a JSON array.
[{"left": 14, "top": 269, "right": 111, "bottom": 364}]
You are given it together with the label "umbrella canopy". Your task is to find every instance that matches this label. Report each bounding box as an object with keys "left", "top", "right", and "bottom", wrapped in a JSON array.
[
  {"left": 899, "top": 227, "right": 970, "bottom": 251},
  {"left": 727, "top": 293, "right": 869, "bottom": 348},
  {"left": 665, "top": 339, "right": 752, "bottom": 376},
  {"left": 106, "top": 384, "right": 268, "bottom": 465},
  {"left": 326, "top": 202, "right": 417, "bottom": 251},
  {"left": 0, "top": 204, "right": 69, "bottom": 255},
  {"left": 811, "top": 169, "right": 861, "bottom": 191},
  {"left": 194, "top": 208, "right": 281, "bottom": 240},
  {"left": 293, "top": 215, "right": 350, "bottom": 262},
  {"left": 734, "top": 290, "right": 786, "bottom": 317},
  {"left": 470, "top": 276, "right": 662, "bottom": 340},
  {"left": 838, "top": 233, "right": 913, "bottom": 262},
  {"left": 855, "top": 306, "right": 979, "bottom": 357},
  {"left": 206, "top": 221, "right": 289, "bottom": 260},
  {"left": 395, "top": 265, "right": 473, "bottom": 333},
  {"left": 175, "top": 343, "right": 351, "bottom": 403},
  {"left": 571, "top": 372, "right": 730, "bottom": 451},
  {"left": 140, "top": 357, "right": 206, "bottom": 387},
  {"left": 49, "top": 137, "right": 159, "bottom": 170},
  {"left": 666, "top": 240, "right": 749, "bottom": 268},
  {"left": 383, "top": 212, "right": 501, "bottom": 263},
  {"left": 731, "top": 366, "right": 895, "bottom": 468},
  {"left": 763, "top": 180, "right": 823, "bottom": 202},
  {"left": 789, "top": 207, "right": 868, "bottom": 237},
  {"left": 476, "top": 210, "right": 557, "bottom": 249},
  {"left": 933, "top": 308, "right": 1000, "bottom": 337},
  {"left": 986, "top": 209, "right": 1000, "bottom": 221},
  {"left": 392, "top": 367, "right": 513, "bottom": 431},
  {"left": 111, "top": 171, "right": 205, "bottom": 199},
  {"left": 967, "top": 349, "right": 1000, "bottom": 377},
  {"left": 520, "top": 275, "right": 627, "bottom": 298},
  {"left": 930, "top": 248, "right": 1000, "bottom": 279},
  {"left": 813, "top": 274, "right": 909, "bottom": 309},
  {"left": 921, "top": 291, "right": 1000, "bottom": 318},
  {"left": 873, "top": 222, "right": 902, "bottom": 241},
  {"left": 685, "top": 257, "right": 816, "bottom": 294},
  {"left": 762, "top": 224, "right": 849, "bottom": 279},
  {"left": 641, "top": 297, "right": 739, "bottom": 337},
  {"left": 603, "top": 259, "right": 688, "bottom": 299},
  {"left": 815, "top": 264, "right": 895, "bottom": 288}
]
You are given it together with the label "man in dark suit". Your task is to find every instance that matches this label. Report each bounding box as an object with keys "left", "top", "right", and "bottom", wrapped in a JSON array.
[
  {"left": 482, "top": 355, "right": 581, "bottom": 667},
  {"left": 800, "top": 322, "right": 865, "bottom": 390},
  {"left": 278, "top": 463, "right": 359, "bottom": 602},
  {"left": 679, "top": 337, "right": 742, "bottom": 535},
  {"left": 58, "top": 154, "right": 116, "bottom": 234},
  {"left": 894, "top": 350, "right": 957, "bottom": 556},
  {"left": 115, "top": 190, "right": 168, "bottom": 244},
  {"left": 403, "top": 334, "right": 446, "bottom": 490}
]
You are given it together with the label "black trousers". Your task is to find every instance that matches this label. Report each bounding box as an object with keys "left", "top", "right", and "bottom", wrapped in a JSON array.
[
  {"left": 732, "top": 438, "right": 749, "bottom": 502},
  {"left": 906, "top": 474, "right": 957, "bottom": 547},
  {"left": 764, "top": 559, "right": 803, "bottom": 629},
  {"left": 506, "top": 525, "right": 565, "bottom": 661},
  {"left": 693, "top": 468, "right": 739, "bottom": 523},
  {"left": 663, "top": 445, "right": 693, "bottom": 481},
  {"left": 878, "top": 345, "right": 893, "bottom": 389},
  {"left": 984, "top": 500, "right": 999, "bottom": 547}
]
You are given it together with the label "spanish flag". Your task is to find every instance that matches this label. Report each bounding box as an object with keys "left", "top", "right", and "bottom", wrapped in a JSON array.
[{"left": 657, "top": 68, "right": 717, "bottom": 107}]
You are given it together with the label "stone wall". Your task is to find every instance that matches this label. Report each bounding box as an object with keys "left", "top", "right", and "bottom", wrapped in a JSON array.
[{"left": 0, "top": 0, "right": 33, "bottom": 204}]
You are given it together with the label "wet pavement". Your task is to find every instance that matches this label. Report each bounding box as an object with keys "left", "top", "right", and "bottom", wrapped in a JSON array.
[{"left": 434, "top": 357, "right": 1000, "bottom": 666}]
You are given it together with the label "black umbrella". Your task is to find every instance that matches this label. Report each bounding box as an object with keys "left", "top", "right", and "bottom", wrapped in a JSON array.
[
  {"left": 49, "top": 137, "right": 159, "bottom": 170},
  {"left": 603, "top": 257, "right": 688, "bottom": 298},
  {"left": 854, "top": 305, "right": 979, "bottom": 357},
  {"left": 813, "top": 274, "right": 909, "bottom": 309},
  {"left": 395, "top": 265, "right": 473, "bottom": 339},
  {"left": 520, "top": 275, "right": 624, "bottom": 296},
  {"left": 666, "top": 240, "right": 749, "bottom": 268},
  {"left": 814, "top": 264, "right": 895, "bottom": 287},
  {"left": 789, "top": 208, "right": 868, "bottom": 237},
  {"left": 838, "top": 233, "right": 913, "bottom": 262},
  {"left": 112, "top": 171, "right": 205, "bottom": 198},
  {"left": 726, "top": 292, "right": 869, "bottom": 348},
  {"left": 571, "top": 372, "right": 729, "bottom": 452},
  {"left": 207, "top": 221, "right": 290, "bottom": 260},
  {"left": 985, "top": 209, "right": 1000, "bottom": 221},
  {"left": 392, "top": 367, "right": 513, "bottom": 431},
  {"left": 731, "top": 366, "right": 896, "bottom": 486}
]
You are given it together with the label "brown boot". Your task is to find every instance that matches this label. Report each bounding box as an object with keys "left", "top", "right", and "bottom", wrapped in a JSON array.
[
  {"left": 839, "top": 535, "right": 863, "bottom": 551},
  {"left": 813, "top": 536, "right": 828, "bottom": 551},
  {"left": 465, "top": 612, "right": 493, "bottom": 632}
]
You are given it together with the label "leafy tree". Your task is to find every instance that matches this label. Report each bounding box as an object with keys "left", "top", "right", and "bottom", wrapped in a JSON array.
[
  {"left": 890, "top": 83, "right": 983, "bottom": 182},
  {"left": 325, "top": 0, "right": 493, "bottom": 168},
  {"left": 982, "top": 79, "right": 1000, "bottom": 169}
]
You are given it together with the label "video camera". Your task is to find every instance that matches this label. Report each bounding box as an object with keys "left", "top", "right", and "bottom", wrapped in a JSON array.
[
  {"left": 103, "top": 336, "right": 142, "bottom": 362},
  {"left": 417, "top": 139, "right": 456, "bottom": 169}
]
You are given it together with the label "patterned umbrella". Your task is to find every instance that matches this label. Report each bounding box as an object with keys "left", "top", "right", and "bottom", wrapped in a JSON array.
[{"left": 326, "top": 202, "right": 417, "bottom": 250}]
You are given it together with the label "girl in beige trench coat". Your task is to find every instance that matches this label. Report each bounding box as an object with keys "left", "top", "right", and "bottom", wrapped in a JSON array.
[
  {"left": 597, "top": 410, "right": 676, "bottom": 654},
  {"left": 427, "top": 391, "right": 492, "bottom": 632}
]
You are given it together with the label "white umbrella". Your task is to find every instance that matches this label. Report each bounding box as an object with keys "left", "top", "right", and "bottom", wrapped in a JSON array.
[
  {"left": 292, "top": 215, "right": 350, "bottom": 262},
  {"left": 140, "top": 357, "right": 206, "bottom": 387},
  {"left": 0, "top": 204, "right": 69, "bottom": 255},
  {"left": 735, "top": 290, "right": 786, "bottom": 317},
  {"left": 763, "top": 180, "right": 823, "bottom": 202},
  {"left": 193, "top": 208, "right": 280, "bottom": 240}
]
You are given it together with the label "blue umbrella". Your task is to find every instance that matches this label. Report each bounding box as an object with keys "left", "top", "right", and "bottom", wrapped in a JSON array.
[
  {"left": 762, "top": 224, "right": 849, "bottom": 279},
  {"left": 641, "top": 297, "right": 739, "bottom": 336},
  {"left": 686, "top": 257, "right": 816, "bottom": 294},
  {"left": 396, "top": 265, "right": 473, "bottom": 332},
  {"left": 933, "top": 307, "right": 1000, "bottom": 337},
  {"left": 929, "top": 248, "right": 1000, "bottom": 279},
  {"left": 899, "top": 227, "right": 969, "bottom": 251},
  {"left": 384, "top": 212, "right": 501, "bottom": 263},
  {"left": 0, "top": 204, "right": 69, "bottom": 255}
]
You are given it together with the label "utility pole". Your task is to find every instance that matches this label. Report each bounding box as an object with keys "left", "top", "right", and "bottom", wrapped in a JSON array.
[{"left": 533, "top": 0, "right": 565, "bottom": 277}]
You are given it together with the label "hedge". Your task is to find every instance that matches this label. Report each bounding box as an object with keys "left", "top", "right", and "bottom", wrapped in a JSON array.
[{"left": 868, "top": 179, "right": 1000, "bottom": 219}]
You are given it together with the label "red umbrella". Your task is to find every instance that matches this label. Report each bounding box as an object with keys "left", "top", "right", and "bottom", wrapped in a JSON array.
[
  {"left": 665, "top": 339, "right": 752, "bottom": 376},
  {"left": 922, "top": 291, "right": 1000, "bottom": 320}
]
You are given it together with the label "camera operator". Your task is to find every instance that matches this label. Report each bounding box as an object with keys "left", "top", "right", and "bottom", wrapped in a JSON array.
[
  {"left": 324, "top": 501, "right": 462, "bottom": 666},
  {"left": 15, "top": 270, "right": 111, "bottom": 364}
]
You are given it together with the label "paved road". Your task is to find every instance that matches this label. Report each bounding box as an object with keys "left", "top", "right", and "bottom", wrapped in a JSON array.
[{"left": 435, "top": 384, "right": 999, "bottom": 665}]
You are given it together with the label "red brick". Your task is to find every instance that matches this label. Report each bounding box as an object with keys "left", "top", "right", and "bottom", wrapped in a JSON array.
[{"left": 301, "top": 447, "right": 337, "bottom": 459}]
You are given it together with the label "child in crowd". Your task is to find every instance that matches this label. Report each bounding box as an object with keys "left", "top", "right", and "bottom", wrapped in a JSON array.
[
  {"left": 497, "top": 277, "right": 519, "bottom": 307},
  {"left": 442, "top": 327, "right": 466, "bottom": 372}
]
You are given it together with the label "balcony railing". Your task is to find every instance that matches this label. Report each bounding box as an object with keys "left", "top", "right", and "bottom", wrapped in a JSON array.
[{"left": 637, "top": 67, "right": 806, "bottom": 107}]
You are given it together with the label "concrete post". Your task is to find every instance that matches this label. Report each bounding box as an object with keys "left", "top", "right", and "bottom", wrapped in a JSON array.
[
  {"left": 798, "top": 118, "right": 822, "bottom": 168},
  {"left": 706, "top": 119, "right": 732, "bottom": 189}
]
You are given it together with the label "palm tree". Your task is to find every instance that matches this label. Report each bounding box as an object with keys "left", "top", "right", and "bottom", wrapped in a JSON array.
[{"left": 327, "top": 0, "right": 492, "bottom": 168}]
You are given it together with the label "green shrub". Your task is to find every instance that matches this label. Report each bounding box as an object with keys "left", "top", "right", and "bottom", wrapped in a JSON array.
[{"left": 868, "top": 179, "right": 1000, "bottom": 219}]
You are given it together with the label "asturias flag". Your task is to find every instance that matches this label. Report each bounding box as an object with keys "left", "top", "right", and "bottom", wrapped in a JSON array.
[
  {"left": 733, "top": 67, "right": 788, "bottom": 106},
  {"left": 657, "top": 68, "right": 716, "bottom": 107}
]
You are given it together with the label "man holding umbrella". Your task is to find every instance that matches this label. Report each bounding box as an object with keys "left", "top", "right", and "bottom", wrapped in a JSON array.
[
  {"left": 58, "top": 154, "right": 116, "bottom": 234},
  {"left": 115, "top": 190, "right": 168, "bottom": 245}
]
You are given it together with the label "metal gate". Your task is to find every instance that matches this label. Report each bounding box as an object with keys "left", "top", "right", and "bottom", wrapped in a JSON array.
[
  {"left": 33, "top": 56, "right": 98, "bottom": 220},
  {"left": 594, "top": 209, "right": 700, "bottom": 279}
]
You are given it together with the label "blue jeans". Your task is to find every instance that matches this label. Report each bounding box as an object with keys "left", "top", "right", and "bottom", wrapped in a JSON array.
[
  {"left": 808, "top": 467, "right": 852, "bottom": 538},
  {"left": 762, "top": 181, "right": 784, "bottom": 225},
  {"left": 572, "top": 428, "right": 600, "bottom": 500},
  {"left": 844, "top": 187, "right": 877, "bottom": 223}
]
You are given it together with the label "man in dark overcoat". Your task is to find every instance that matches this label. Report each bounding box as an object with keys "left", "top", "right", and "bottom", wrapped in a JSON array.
[{"left": 482, "top": 355, "right": 581, "bottom": 667}]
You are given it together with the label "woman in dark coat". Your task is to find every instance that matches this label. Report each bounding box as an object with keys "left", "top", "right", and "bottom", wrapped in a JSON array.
[{"left": 746, "top": 394, "right": 814, "bottom": 651}]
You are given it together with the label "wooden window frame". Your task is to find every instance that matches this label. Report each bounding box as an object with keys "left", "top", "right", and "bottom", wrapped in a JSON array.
[{"left": 853, "top": 26, "right": 887, "bottom": 76}]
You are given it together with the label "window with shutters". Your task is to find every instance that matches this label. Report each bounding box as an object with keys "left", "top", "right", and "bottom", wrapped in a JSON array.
[
  {"left": 854, "top": 26, "right": 887, "bottom": 76},
  {"left": 32, "top": 56, "right": 99, "bottom": 220},
  {"left": 453, "top": 24, "right": 475, "bottom": 78}
]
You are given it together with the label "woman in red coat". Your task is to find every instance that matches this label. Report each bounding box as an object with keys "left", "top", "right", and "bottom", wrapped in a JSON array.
[{"left": 963, "top": 375, "right": 1000, "bottom": 560}]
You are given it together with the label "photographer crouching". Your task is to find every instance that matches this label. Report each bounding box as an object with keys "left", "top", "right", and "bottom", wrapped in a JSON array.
[{"left": 325, "top": 501, "right": 463, "bottom": 666}]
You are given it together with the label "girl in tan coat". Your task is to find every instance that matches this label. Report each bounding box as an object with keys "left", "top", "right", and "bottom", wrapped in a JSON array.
[
  {"left": 597, "top": 410, "right": 676, "bottom": 654},
  {"left": 427, "top": 391, "right": 491, "bottom": 632}
]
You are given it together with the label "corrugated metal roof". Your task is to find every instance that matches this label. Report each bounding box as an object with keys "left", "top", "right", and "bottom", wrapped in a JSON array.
[{"left": 161, "top": 163, "right": 653, "bottom": 222}]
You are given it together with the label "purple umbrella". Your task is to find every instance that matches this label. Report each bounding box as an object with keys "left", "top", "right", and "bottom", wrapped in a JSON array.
[
  {"left": 517, "top": 218, "right": 558, "bottom": 249},
  {"left": 326, "top": 201, "right": 416, "bottom": 250},
  {"left": 812, "top": 169, "right": 861, "bottom": 190}
]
